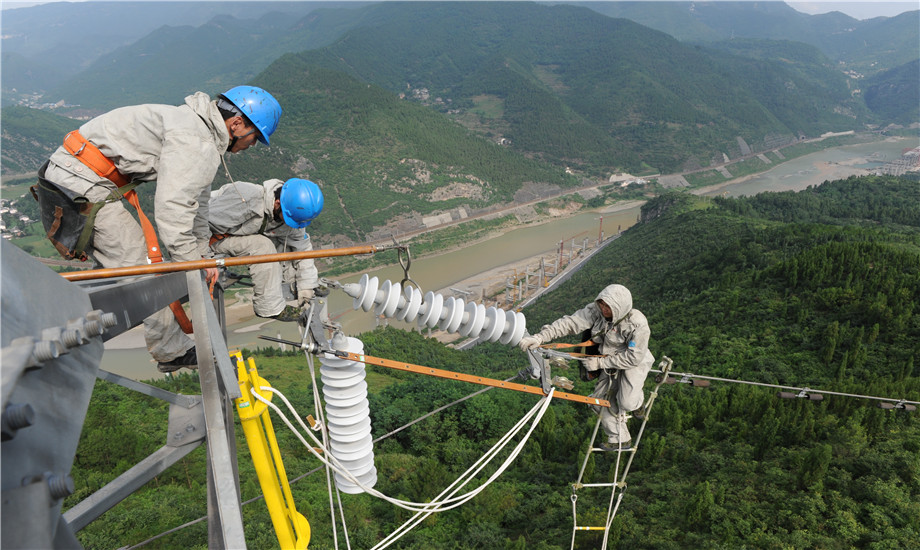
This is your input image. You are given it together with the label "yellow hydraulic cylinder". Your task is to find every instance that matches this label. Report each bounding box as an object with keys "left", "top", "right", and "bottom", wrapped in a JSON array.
[{"left": 233, "top": 352, "right": 311, "bottom": 549}]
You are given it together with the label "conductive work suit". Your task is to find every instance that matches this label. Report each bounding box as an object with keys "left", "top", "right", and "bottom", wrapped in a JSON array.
[
  {"left": 208, "top": 180, "right": 318, "bottom": 318},
  {"left": 40, "top": 92, "right": 228, "bottom": 363},
  {"left": 530, "top": 284, "right": 654, "bottom": 444}
]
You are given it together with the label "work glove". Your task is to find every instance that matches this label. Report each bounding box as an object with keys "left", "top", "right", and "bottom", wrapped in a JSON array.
[
  {"left": 297, "top": 288, "right": 315, "bottom": 308},
  {"left": 583, "top": 356, "right": 603, "bottom": 371},
  {"left": 518, "top": 334, "right": 543, "bottom": 351}
]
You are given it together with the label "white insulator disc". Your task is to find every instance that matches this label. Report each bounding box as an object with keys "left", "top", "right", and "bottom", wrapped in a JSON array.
[
  {"left": 329, "top": 435, "right": 373, "bottom": 460},
  {"left": 336, "top": 454, "right": 376, "bottom": 477},
  {"left": 327, "top": 404, "right": 371, "bottom": 423},
  {"left": 320, "top": 363, "right": 366, "bottom": 380},
  {"left": 322, "top": 380, "right": 367, "bottom": 400},
  {"left": 350, "top": 274, "right": 368, "bottom": 311},
  {"left": 458, "top": 302, "right": 483, "bottom": 337},
  {"left": 330, "top": 432, "right": 373, "bottom": 454},
  {"left": 324, "top": 401, "right": 370, "bottom": 422},
  {"left": 335, "top": 466, "right": 378, "bottom": 494},
  {"left": 501, "top": 311, "right": 527, "bottom": 346},
  {"left": 498, "top": 309, "right": 521, "bottom": 344},
  {"left": 447, "top": 298, "right": 466, "bottom": 333},
  {"left": 328, "top": 416, "right": 372, "bottom": 439},
  {"left": 320, "top": 370, "right": 366, "bottom": 388},
  {"left": 481, "top": 307, "right": 505, "bottom": 342},
  {"left": 329, "top": 428, "right": 372, "bottom": 445},
  {"left": 323, "top": 390, "right": 367, "bottom": 407},
  {"left": 395, "top": 286, "right": 422, "bottom": 322},
  {"left": 374, "top": 280, "right": 401, "bottom": 318},
  {"left": 439, "top": 297, "right": 465, "bottom": 333},
  {"left": 418, "top": 291, "right": 443, "bottom": 328},
  {"left": 360, "top": 275, "right": 379, "bottom": 312}
]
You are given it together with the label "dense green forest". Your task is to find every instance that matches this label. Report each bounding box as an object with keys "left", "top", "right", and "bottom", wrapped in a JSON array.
[{"left": 66, "top": 175, "right": 919, "bottom": 549}]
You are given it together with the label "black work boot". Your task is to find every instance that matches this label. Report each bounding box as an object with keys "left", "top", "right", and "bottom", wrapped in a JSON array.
[
  {"left": 258, "top": 305, "right": 301, "bottom": 323},
  {"left": 600, "top": 439, "right": 633, "bottom": 452},
  {"left": 157, "top": 347, "right": 198, "bottom": 373}
]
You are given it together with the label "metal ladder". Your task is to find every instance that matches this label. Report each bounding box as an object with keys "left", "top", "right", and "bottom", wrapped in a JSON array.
[{"left": 569, "top": 356, "right": 673, "bottom": 549}]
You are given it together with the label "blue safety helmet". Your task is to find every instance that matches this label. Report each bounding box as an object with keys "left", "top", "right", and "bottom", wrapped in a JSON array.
[
  {"left": 280, "top": 179, "right": 324, "bottom": 228},
  {"left": 220, "top": 86, "right": 282, "bottom": 146}
]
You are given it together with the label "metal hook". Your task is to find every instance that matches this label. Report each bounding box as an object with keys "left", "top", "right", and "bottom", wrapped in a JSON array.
[{"left": 394, "top": 239, "right": 421, "bottom": 293}]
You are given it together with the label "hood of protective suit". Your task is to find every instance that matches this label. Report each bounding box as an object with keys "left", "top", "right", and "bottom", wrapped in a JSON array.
[
  {"left": 596, "top": 284, "right": 632, "bottom": 322},
  {"left": 184, "top": 92, "right": 229, "bottom": 152},
  {"left": 262, "top": 178, "right": 284, "bottom": 218}
]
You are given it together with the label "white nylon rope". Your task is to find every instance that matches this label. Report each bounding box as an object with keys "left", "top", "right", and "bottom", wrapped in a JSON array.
[{"left": 250, "top": 384, "right": 553, "bottom": 514}]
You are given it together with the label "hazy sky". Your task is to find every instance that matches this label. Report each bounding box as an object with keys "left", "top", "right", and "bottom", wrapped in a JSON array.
[{"left": 1, "top": 1, "right": 917, "bottom": 20}]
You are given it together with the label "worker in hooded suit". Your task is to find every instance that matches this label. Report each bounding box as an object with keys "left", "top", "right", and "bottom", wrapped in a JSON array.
[{"left": 519, "top": 284, "right": 654, "bottom": 450}]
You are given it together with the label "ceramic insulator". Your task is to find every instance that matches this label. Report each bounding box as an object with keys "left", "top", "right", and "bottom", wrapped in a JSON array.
[
  {"left": 342, "top": 276, "right": 527, "bottom": 346},
  {"left": 319, "top": 335, "right": 377, "bottom": 494}
]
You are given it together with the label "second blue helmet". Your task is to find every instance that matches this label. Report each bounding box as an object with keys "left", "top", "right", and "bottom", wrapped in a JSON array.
[{"left": 280, "top": 179, "right": 324, "bottom": 228}]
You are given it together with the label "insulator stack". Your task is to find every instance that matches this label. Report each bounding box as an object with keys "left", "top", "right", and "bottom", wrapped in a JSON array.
[
  {"left": 319, "top": 334, "right": 377, "bottom": 494},
  {"left": 342, "top": 275, "right": 527, "bottom": 346}
]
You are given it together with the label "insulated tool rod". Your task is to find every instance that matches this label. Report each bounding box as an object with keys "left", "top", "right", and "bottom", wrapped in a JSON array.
[
  {"left": 59, "top": 245, "right": 388, "bottom": 282},
  {"left": 258, "top": 335, "right": 610, "bottom": 408}
]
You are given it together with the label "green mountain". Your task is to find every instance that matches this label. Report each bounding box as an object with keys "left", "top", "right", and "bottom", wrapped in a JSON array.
[
  {"left": 863, "top": 60, "right": 920, "bottom": 126},
  {"left": 0, "top": 1, "right": 361, "bottom": 101},
  {"left": 66, "top": 175, "right": 920, "bottom": 548},
  {"left": 303, "top": 2, "right": 869, "bottom": 174},
  {"left": 40, "top": 6, "right": 372, "bottom": 110},
  {"left": 580, "top": 1, "right": 920, "bottom": 75},
  {"left": 224, "top": 60, "right": 576, "bottom": 242},
  {"left": 0, "top": 106, "right": 79, "bottom": 175}
]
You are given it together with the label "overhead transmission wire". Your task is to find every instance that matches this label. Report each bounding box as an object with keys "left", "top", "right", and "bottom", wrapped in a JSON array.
[{"left": 652, "top": 369, "right": 919, "bottom": 406}]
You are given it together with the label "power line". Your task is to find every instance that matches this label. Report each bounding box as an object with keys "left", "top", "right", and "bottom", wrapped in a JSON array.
[{"left": 654, "top": 369, "right": 919, "bottom": 409}]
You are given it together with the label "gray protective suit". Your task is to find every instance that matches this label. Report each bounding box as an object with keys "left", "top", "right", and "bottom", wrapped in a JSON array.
[
  {"left": 41, "top": 92, "right": 229, "bottom": 363},
  {"left": 534, "top": 284, "right": 654, "bottom": 444},
  {"left": 208, "top": 180, "right": 318, "bottom": 318}
]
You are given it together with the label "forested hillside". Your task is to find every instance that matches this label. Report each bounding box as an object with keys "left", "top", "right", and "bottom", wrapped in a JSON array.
[
  {"left": 225, "top": 60, "right": 577, "bottom": 242},
  {"left": 305, "top": 2, "right": 868, "bottom": 175},
  {"left": 6, "top": 2, "right": 903, "bottom": 183},
  {"left": 0, "top": 106, "right": 79, "bottom": 174},
  {"left": 66, "top": 176, "right": 919, "bottom": 549}
]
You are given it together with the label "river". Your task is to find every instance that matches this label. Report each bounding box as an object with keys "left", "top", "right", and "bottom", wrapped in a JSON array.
[{"left": 101, "top": 136, "right": 914, "bottom": 379}]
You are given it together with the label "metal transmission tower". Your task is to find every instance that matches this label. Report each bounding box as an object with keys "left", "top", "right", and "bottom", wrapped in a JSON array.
[{"left": 1, "top": 240, "right": 247, "bottom": 549}]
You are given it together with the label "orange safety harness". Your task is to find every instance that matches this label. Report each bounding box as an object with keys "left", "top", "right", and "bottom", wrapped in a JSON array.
[{"left": 62, "top": 130, "right": 194, "bottom": 334}]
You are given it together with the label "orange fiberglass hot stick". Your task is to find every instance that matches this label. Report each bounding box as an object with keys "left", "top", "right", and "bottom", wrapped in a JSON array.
[
  {"left": 59, "top": 244, "right": 395, "bottom": 282},
  {"left": 257, "top": 335, "right": 611, "bottom": 408}
]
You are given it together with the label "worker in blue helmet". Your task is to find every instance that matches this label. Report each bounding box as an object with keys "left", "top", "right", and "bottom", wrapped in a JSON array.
[
  {"left": 35, "top": 85, "right": 283, "bottom": 373},
  {"left": 208, "top": 178, "right": 324, "bottom": 323}
]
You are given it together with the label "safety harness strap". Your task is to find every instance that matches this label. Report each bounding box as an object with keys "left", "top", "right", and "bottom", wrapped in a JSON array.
[
  {"left": 62, "top": 130, "right": 163, "bottom": 264},
  {"left": 63, "top": 130, "right": 130, "bottom": 187},
  {"left": 63, "top": 131, "right": 192, "bottom": 333}
]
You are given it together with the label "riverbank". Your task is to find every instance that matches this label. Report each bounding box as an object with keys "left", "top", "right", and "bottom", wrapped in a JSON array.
[{"left": 104, "top": 136, "right": 913, "bottom": 353}]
